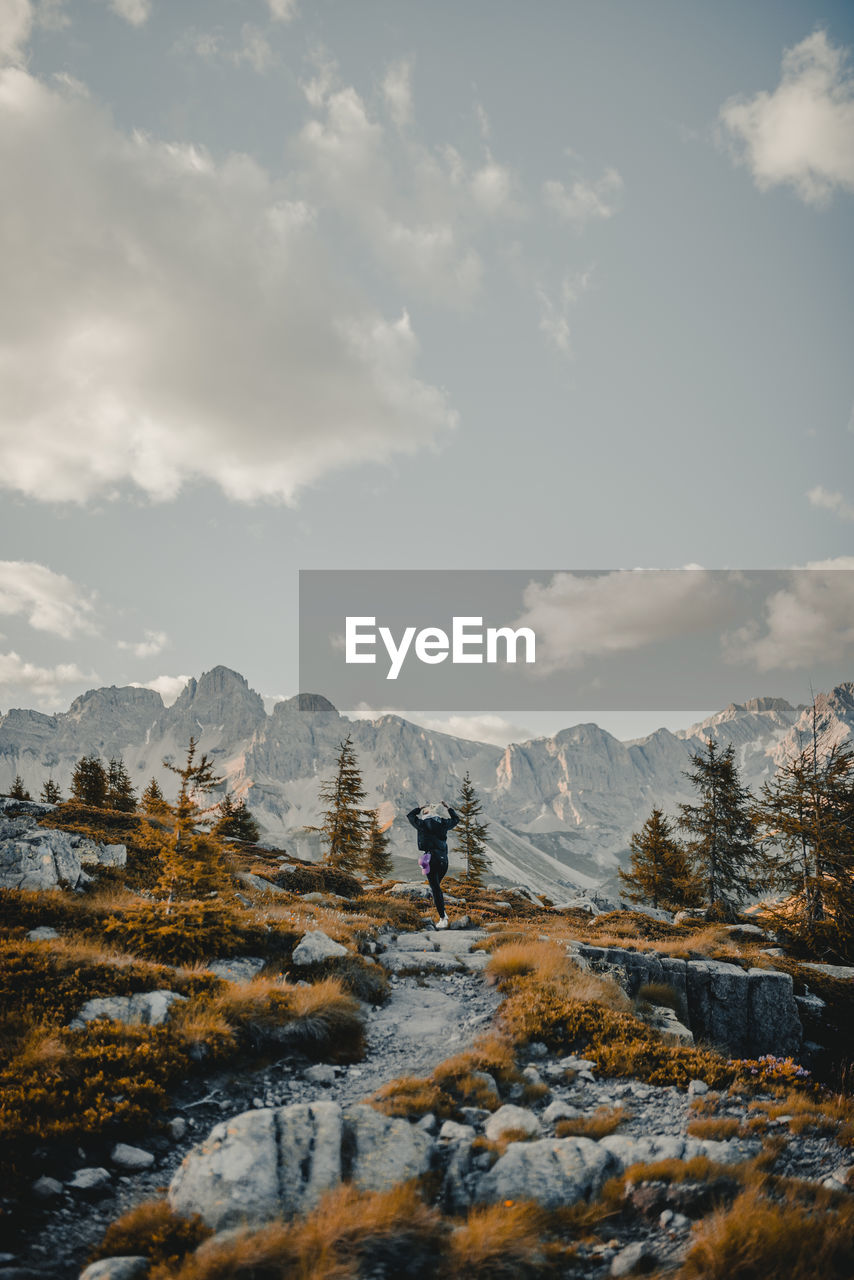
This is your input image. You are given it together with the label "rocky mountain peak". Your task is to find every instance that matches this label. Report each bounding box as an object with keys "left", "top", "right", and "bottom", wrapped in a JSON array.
[{"left": 274, "top": 693, "right": 339, "bottom": 715}]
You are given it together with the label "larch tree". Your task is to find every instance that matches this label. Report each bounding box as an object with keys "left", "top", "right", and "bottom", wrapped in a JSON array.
[
  {"left": 141, "top": 777, "right": 168, "bottom": 815},
  {"left": 155, "top": 737, "right": 232, "bottom": 907},
  {"left": 453, "top": 771, "right": 491, "bottom": 889},
  {"left": 9, "top": 774, "right": 31, "bottom": 801},
  {"left": 214, "top": 794, "right": 261, "bottom": 843},
  {"left": 363, "top": 809, "right": 393, "bottom": 880},
  {"left": 106, "top": 757, "right": 137, "bottom": 812},
  {"left": 677, "top": 738, "right": 759, "bottom": 921},
  {"left": 40, "top": 778, "right": 62, "bottom": 805},
  {"left": 318, "top": 734, "right": 368, "bottom": 872},
  {"left": 70, "top": 755, "right": 108, "bottom": 808},
  {"left": 619, "top": 807, "right": 701, "bottom": 912}
]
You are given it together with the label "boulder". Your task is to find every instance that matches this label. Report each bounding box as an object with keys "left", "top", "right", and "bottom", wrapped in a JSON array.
[
  {"left": 79, "top": 1260, "right": 150, "bottom": 1280},
  {"left": 0, "top": 815, "right": 126, "bottom": 891},
  {"left": 343, "top": 1105, "right": 433, "bottom": 1191},
  {"left": 291, "top": 930, "right": 349, "bottom": 965},
  {"left": 67, "top": 1167, "right": 111, "bottom": 1197},
  {"left": 70, "top": 990, "right": 187, "bottom": 1030},
  {"left": 26, "top": 926, "right": 59, "bottom": 941},
  {"left": 746, "top": 968, "right": 802, "bottom": 1056},
  {"left": 236, "top": 872, "right": 287, "bottom": 897},
  {"left": 110, "top": 1143, "right": 155, "bottom": 1170},
  {"left": 484, "top": 1104, "right": 543, "bottom": 1143},
  {"left": 475, "top": 1136, "right": 614, "bottom": 1208},
  {"left": 611, "top": 1241, "right": 657, "bottom": 1276},
  {"left": 206, "top": 957, "right": 267, "bottom": 983}
]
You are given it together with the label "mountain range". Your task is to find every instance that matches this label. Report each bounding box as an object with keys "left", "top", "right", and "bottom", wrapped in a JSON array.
[{"left": 2, "top": 667, "right": 852, "bottom": 899}]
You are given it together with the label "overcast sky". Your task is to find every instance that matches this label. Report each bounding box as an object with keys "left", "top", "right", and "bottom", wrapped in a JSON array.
[{"left": 1, "top": 0, "right": 853, "bottom": 745}]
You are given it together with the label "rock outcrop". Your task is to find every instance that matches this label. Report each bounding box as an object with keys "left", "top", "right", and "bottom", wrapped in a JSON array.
[{"left": 0, "top": 812, "right": 126, "bottom": 891}]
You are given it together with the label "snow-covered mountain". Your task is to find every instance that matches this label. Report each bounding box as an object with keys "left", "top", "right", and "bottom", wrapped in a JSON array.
[{"left": 2, "top": 667, "right": 852, "bottom": 899}]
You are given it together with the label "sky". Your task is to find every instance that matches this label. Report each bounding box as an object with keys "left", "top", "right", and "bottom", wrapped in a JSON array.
[{"left": 1, "top": 0, "right": 853, "bottom": 746}]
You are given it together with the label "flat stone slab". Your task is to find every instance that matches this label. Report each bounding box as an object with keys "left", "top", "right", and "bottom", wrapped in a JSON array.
[{"left": 381, "top": 950, "right": 465, "bottom": 974}]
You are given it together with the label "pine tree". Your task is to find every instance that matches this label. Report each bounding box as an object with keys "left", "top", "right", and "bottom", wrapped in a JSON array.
[
  {"left": 214, "top": 794, "right": 261, "bottom": 843},
  {"left": 40, "top": 778, "right": 62, "bottom": 804},
  {"left": 106, "top": 757, "right": 137, "bottom": 812},
  {"left": 453, "top": 771, "right": 491, "bottom": 889},
  {"left": 155, "top": 738, "right": 231, "bottom": 907},
  {"left": 69, "top": 755, "right": 108, "bottom": 808},
  {"left": 141, "top": 777, "right": 168, "bottom": 815},
  {"left": 363, "top": 809, "right": 393, "bottom": 880},
  {"left": 9, "top": 774, "right": 31, "bottom": 801},
  {"left": 618, "top": 807, "right": 701, "bottom": 912},
  {"left": 318, "top": 734, "right": 368, "bottom": 871},
  {"left": 677, "top": 738, "right": 759, "bottom": 921},
  {"left": 757, "top": 729, "right": 854, "bottom": 957}
]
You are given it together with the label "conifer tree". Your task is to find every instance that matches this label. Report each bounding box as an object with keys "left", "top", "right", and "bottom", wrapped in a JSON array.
[
  {"left": 619, "top": 807, "right": 701, "bottom": 912},
  {"left": 155, "top": 737, "right": 232, "bottom": 907},
  {"left": 363, "top": 809, "right": 393, "bottom": 880},
  {"left": 453, "top": 771, "right": 491, "bottom": 889},
  {"left": 318, "top": 734, "right": 368, "bottom": 871},
  {"left": 106, "top": 757, "right": 137, "bottom": 812},
  {"left": 141, "top": 777, "right": 168, "bottom": 815},
  {"left": 677, "top": 738, "right": 759, "bottom": 920},
  {"left": 40, "top": 778, "right": 62, "bottom": 805},
  {"left": 214, "top": 794, "right": 261, "bottom": 843},
  {"left": 9, "top": 774, "right": 31, "bottom": 800},
  {"left": 70, "top": 755, "right": 108, "bottom": 808}
]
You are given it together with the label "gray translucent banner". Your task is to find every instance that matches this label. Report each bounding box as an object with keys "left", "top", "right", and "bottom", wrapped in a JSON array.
[{"left": 298, "top": 568, "right": 854, "bottom": 712}]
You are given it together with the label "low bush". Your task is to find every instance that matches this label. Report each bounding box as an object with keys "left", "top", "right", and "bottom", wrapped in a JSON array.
[
  {"left": 274, "top": 863, "right": 363, "bottom": 899},
  {"left": 101, "top": 902, "right": 243, "bottom": 965},
  {"left": 555, "top": 1105, "right": 628, "bottom": 1139},
  {"left": 294, "top": 955, "right": 390, "bottom": 1005},
  {"left": 90, "top": 1200, "right": 211, "bottom": 1269}
]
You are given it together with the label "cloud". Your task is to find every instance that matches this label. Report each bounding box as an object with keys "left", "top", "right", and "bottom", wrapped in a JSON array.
[
  {"left": 0, "top": 0, "right": 32, "bottom": 64},
  {"left": 130, "top": 673, "right": 189, "bottom": 704},
  {"left": 106, "top": 0, "right": 151, "bottom": 26},
  {"left": 543, "top": 167, "right": 623, "bottom": 226},
  {"left": 382, "top": 59, "right": 412, "bottom": 129},
  {"left": 807, "top": 484, "right": 854, "bottom": 521},
  {"left": 723, "top": 559, "right": 854, "bottom": 671},
  {"left": 514, "top": 569, "right": 722, "bottom": 674},
  {"left": 0, "top": 67, "right": 456, "bottom": 504},
  {"left": 266, "top": 0, "right": 297, "bottom": 20},
  {"left": 234, "top": 23, "right": 275, "bottom": 74},
  {"left": 719, "top": 30, "right": 854, "bottom": 206},
  {"left": 537, "top": 268, "right": 594, "bottom": 356},
  {"left": 0, "top": 561, "right": 97, "bottom": 635},
  {"left": 0, "top": 650, "right": 91, "bottom": 706},
  {"left": 118, "top": 628, "right": 168, "bottom": 658},
  {"left": 418, "top": 712, "right": 534, "bottom": 747}
]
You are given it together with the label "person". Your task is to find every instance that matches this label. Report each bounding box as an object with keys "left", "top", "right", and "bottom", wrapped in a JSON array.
[{"left": 406, "top": 799, "right": 459, "bottom": 929}]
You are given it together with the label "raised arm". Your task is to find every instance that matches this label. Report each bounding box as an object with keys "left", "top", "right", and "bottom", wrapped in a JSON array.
[
  {"left": 406, "top": 806, "right": 424, "bottom": 830},
  {"left": 442, "top": 801, "right": 460, "bottom": 831}
]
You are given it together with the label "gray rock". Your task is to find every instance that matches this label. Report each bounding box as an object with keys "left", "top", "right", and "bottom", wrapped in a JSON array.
[
  {"left": 687, "top": 1079, "right": 708, "bottom": 1096},
  {"left": 611, "top": 1240, "right": 656, "bottom": 1276},
  {"left": 647, "top": 1006, "right": 694, "bottom": 1045},
  {"left": 543, "top": 1100, "right": 580, "bottom": 1125},
  {"left": 70, "top": 989, "right": 187, "bottom": 1030},
  {"left": 78, "top": 1259, "right": 150, "bottom": 1280},
  {"left": 0, "top": 815, "right": 126, "bottom": 891},
  {"left": 26, "top": 926, "right": 59, "bottom": 941},
  {"left": 67, "top": 1167, "right": 111, "bottom": 1196},
  {"left": 110, "top": 1143, "right": 154, "bottom": 1170},
  {"left": 391, "top": 933, "right": 439, "bottom": 952},
  {"left": 206, "top": 957, "right": 267, "bottom": 983},
  {"left": 439, "top": 1120, "right": 475, "bottom": 1143},
  {"left": 722, "top": 923, "right": 767, "bottom": 943},
  {"left": 381, "top": 950, "right": 464, "bottom": 974},
  {"left": 167, "top": 1117, "right": 187, "bottom": 1141},
  {"left": 746, "top": 967, "right": 802, "bottom": 1056},
  {"left": 417, "top": 1113, "right": 438, "bottom": 1133},
  {"left": 484, "top": 1105, "right": 542, "bottom": 1142},
  {"left": 236, "top": 872, "right": 287, "bottom": 896},
  {"left": 303, "top": 1064, "right": 336, "bottom": 1086},
  {"left": 459, "top": 1107, "right": 491, "bottom": 1126},
  {"left": 31, "top": 1175, "right": 63, "bottom": 1199},
  {"left": 291, "top": 929, "right": 349, "bottom": 965},
  {"left": 475, "top": 1136, "right": 614, "bottom": 1208},
  {"left": 343, "top": 1105, "right": 434, "bottom": 1191}
]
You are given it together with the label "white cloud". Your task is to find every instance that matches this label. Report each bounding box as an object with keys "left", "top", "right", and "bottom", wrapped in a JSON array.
[
  {"left": 233, "top": 23, "right": 275, "bottom": 75},
  {"left": 0, "top": 561, "right": 97, "bottom": 635},
  {"left": 266, "top": 0, "right": 297, "bottom": 20},
  {"left": 0, "top": 67, "right": 456, "bottom": 504},
  {"left": 418, "top": 712, "right": 533, "bottom": 747},
  {"left": 719, "top": 30, "right": 854, "bottom": 206},
  {"left": 807, "top": 484, "right": 854, "bottom": 520},
  {"left": 130, "top": 673, "right": 189, "bottom": 704},
  {"left": 0, "top": 0, "right": 32, "bottom": 64},
  {"left": 514, "top": 569, "right": 721, "bottom": 674},
  {"left": 382, "top": 59, "right": 412, "bottom": 128},
  {"left": 118, "top": 628, "right": 168, "bottom": 658},
  {"left": 543, "top": 167, "right": 623, "bottom": 226},
  {"left": 537, "top": 268, "right": 594, "bottom": 356},
  {"left": 0, "top": 650, "right": 91, "bottom": 706},
  {"left": 106, "top": 0, "right": 151, "bottom": 26},
  {"left": 723, "top": 559, "right": 854, "bottom": 671}
]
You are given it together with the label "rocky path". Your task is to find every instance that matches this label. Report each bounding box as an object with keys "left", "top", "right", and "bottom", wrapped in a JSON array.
[{"left": 5, "top": 928, "right": 498, "bottom": 1280}]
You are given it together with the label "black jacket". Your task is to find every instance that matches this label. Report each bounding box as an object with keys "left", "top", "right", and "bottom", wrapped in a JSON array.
[{"left": 406, "top": 806, "right": 459, "bottom": 857}]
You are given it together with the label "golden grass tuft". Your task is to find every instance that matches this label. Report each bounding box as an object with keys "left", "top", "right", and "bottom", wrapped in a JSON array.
[
  {"left": 686, "top": 1116, "right": 743, "bottom": 1140},
  {"left": 555, "top": 1105, "right": 628, "bottom": 1139},
  {"left": 447, "top": 1202, "right": 550, "bottom": 1278},
  {"left": 367, "top": 1074, "right": 457, "bottom": 1121},
  {"left": 676, "top": 1186, "right": 854, "bottom": 1280},
  {"left": 485, "top": 940, "right": 571, "bottom": 987},
  {"left": 90, "top": 1199, "right": 210, "bottom": 1268}
]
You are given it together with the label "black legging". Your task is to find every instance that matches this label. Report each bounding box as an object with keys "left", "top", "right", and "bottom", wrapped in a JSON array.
[{"left": 427, "top": 851, "right": 448, "bottom": 917}]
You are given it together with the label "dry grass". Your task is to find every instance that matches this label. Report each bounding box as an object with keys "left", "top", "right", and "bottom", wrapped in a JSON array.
[
  {"left": 485, "top": 940, "right": 571, "bottom": 987},
  {"left": 636, "top": 981, "right": 681, "bottom": 1011},
  {"left": 368, "top": 1075, "right": 457, "bottom": 1121},
  {"left": 152, "top": 1182, "right": 444, "bottom": 1280},
  {"left": 90, "top": 1199, "right": 210, "bottom": 1268},
  {"left": 555, "top": 1105, "right": 628, "bottom": 1139},
  {"left": 447, "top": 1202, "right": 550, "bottom": 1278},
  {"left": 686, "top": 1116, "right": 744, "bottom": 1140},
  {"left": 676, "top": 1186, "right": 854, "bottom": 1280}
]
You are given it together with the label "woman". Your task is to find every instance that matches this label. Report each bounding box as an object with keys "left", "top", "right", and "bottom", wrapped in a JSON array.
[{"left": 406, "top": 799, "right": 459, "bottom": 929}]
